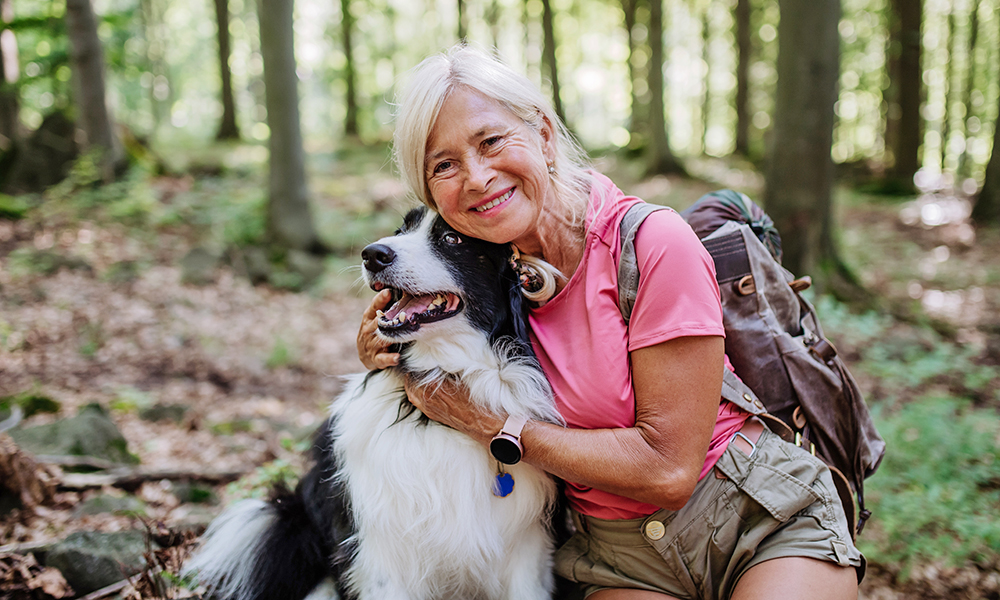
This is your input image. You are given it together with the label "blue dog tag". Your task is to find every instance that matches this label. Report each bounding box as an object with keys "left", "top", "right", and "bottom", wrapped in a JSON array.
[{"left": 493, "top": 473, "right": 515, "bottom": 498}]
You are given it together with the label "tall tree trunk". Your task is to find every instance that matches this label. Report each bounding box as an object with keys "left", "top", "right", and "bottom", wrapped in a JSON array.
[
  {"left": 646, "top": 0, "right": 686, "bottom": 175},
  {"left": 0, "top": 0, "right": 19, "bottom": 153},
  {"left": 340, "top": 0, "right": 358, "bottom": 137},
  {"left": 733, "top": 0, "right": 751, "bottom": 156},
  {"left": 258, "top": 0, "right": 322, "bottom": 252},
  {"left": 540, "top": 0, "right": 565, "bottom": 124},
  {"left": 764, "top": 0, "right": 841, "bottom": 283},
  {"left": 941, "top": 4, "right": 957, "bottom": 171},
  {"left": 485, "top": 0, "right": 501, "bottom": 51},
  {"left": 959, "top": 0, "right": 981, "bottom": 179},
  {"left": 65, "top": 0, "right": 125, "bottom": 182},
  {"left": 622, "top": 0, "right": 647, "bottom": 141},
  {"left": 884, "top": 0, "right": 922, "bottom": 191},
  {"left": 700, "top": 6, "right": 710, "bottom": 155},
  {"left": 214, "top": 0, "right": 240, "bottom": 140},
  {"left": 457, "top": 0, "right": 467, "bottom": 41},
  {"left": 971, "top": 19, "right": 1000, "bottom": 225}
]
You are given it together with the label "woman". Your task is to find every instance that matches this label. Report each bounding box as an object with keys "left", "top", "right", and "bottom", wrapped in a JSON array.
[{"left": 357, "top": 45, "right": 862, "bottom": 600}]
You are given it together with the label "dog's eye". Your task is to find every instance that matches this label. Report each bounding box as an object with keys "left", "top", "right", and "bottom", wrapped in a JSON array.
[{"left": 442, "top": 232, "right": 462, "bottom": 245}]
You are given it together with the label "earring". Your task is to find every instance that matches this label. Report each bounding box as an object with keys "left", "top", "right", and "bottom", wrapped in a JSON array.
[{"left": 547, "top": 164, "right": 556, "bottom": 175}]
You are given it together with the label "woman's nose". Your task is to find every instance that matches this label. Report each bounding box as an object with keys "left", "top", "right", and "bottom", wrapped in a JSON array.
[{"left": 464, "top": 156, "right": 495, "bottom": 191}]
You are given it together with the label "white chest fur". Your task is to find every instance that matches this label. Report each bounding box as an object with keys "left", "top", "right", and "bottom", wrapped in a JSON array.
[{"left": 330, "top": 369, "right": 557, "bottom": 600}]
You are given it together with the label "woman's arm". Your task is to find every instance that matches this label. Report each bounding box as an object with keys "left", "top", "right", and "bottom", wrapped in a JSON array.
[{"left": 404, "top": 334, "right": 724, "bottom": 510}]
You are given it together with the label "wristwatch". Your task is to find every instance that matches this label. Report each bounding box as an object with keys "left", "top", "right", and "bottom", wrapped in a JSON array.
[{"left": 490, "top": 415, "right": 529, "bottom": 465}]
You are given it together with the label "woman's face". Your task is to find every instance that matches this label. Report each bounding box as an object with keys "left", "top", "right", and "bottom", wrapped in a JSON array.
[{"left": 424, "top": 86, "right": 556, "bottom": 248}]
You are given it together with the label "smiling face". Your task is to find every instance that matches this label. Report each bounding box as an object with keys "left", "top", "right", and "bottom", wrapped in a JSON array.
[{"left": 423, "top": 86, "right": 557, "bottom": 250}]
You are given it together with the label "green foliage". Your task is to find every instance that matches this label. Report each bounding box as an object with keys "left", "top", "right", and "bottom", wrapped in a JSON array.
[
  {"left": 109, "top": 386, "right": 155, "bottom": 413},
  {"left": 224, "top": 459, "right": 299, "bottom": 500},
  {"left": 266, "top": 337, "right": 296, "bottom": 369},
  {"left": 0, "top": 194, "right": 30, "bottom": 219},
  {"left": 0, "top": 390, "right": 61, "bottom": 418},
  {"left": 858, "top": 396, "right": 1000, "bottom": 577}
]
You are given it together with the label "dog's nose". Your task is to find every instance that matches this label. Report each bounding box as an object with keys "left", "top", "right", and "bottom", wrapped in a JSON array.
[{"left": 362, "top": 243, "right": 396, "bottom": 273}]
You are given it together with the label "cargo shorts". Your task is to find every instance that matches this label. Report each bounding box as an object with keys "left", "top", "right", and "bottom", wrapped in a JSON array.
[{"left": 554, "top": 426, "right": 864, "bottom": 600}]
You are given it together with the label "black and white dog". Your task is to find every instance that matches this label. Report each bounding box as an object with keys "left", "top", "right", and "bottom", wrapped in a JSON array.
[{"left": 184, "top": 207, "right": 562, "bottom": 600}]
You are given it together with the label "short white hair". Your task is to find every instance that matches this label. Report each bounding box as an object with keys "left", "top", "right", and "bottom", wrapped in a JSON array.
[{"left": 391, "top": 44, "right": 592, "bottom": 227}]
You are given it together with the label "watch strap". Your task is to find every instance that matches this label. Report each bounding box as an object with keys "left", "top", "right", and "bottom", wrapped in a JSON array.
[{"left": 499, "top": 414, "right": 528, "bottom": 439}]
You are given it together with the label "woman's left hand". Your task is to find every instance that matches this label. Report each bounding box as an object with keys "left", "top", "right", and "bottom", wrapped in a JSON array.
[{"left": 404, "top": 376, "right": 504, "bottom": 446}]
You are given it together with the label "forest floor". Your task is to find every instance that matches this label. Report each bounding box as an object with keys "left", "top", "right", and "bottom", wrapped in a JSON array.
[{"left": 0, "top": 145, "right": 998, "bottom": 599}]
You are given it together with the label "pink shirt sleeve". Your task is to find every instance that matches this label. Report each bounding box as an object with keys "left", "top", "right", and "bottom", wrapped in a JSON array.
[{"left": 626, "top": 208, "right": 726, "bottom": 351}]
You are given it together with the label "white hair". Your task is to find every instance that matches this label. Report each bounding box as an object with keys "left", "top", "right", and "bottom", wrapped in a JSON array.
[{"left": 391, "top": 44, "right": 594, "bottom": 234}]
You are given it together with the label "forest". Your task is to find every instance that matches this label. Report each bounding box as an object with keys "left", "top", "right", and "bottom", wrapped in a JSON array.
[{"left": 0, "top": 0, "right": 999, "bottom": 598}]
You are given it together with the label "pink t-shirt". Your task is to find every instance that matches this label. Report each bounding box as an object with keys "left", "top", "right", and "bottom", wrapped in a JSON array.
[{"left": 528, "top": 172, "right": 750, "bottom": 519}]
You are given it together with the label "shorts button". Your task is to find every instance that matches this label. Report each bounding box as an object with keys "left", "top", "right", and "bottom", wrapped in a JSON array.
[{"left": 645, "top": 520, "right": 665, "bottom": 540}]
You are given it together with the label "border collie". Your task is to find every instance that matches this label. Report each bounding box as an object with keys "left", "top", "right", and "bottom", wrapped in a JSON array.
[{"left": 183, "top": 207, "right": 562, "bottom": 600}]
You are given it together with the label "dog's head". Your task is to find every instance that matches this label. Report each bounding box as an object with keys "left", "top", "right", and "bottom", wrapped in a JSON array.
[{"left": 362, "top": 207, "right": 532, "bottom": 352}]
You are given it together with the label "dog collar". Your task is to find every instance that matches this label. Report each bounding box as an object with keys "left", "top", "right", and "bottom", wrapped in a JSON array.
[{"left": 490, "top": 414, "right": 528, "bottom": 465}]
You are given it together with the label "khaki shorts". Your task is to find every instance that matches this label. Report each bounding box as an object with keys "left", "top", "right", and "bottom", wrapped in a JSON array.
[{"left": 554, "top": 426, "right": 864, "bottom": 600}]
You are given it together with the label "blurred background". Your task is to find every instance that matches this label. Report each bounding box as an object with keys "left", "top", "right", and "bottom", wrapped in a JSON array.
[{"left": 0, "top": 0, "right": 999, "bottom": 598}]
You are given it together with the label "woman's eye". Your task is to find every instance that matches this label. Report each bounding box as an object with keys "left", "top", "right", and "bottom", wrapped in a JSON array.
[
  {"left": 432, "top": 160, "right": 453, "bottom": 175},
  {"left": 483, "top": 136, "right": 501, "bottom": 147},
  {"left": 443, "top": 232, "right": 462, "bottom": 245}
]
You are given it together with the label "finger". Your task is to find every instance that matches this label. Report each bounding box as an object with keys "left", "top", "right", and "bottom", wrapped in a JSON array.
[
  {"left": 363, "top": 289, "right": 393, "bottom": 319},
  {"left": 373, "top": 351, "right": 399, "bottom": 369}
]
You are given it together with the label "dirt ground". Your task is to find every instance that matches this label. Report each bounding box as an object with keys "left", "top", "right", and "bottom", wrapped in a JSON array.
[{"left": 1, "top": 163, "right": 998, "bottom": 599}]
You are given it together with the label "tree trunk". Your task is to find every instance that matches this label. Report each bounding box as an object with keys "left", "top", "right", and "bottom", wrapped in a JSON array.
[
  {"left": 485, "top": 0, "right": 501, "bottom": 51},
  {"left": 457, "top": 0, "right": 467, "bottom": 41},
  {"left": 734, "top": 0, "right": 751, "bottom": 156},
  {"left": 540, "top": 0, "right": 565, "bottom": 124},
  {"left": 941, "top": 4, "right": 957, "bottom": 171},
  {"left": 622, "top": 0, "right": 647, "bottom": 142},
  {"left": 700, "top": 6, "right": 711, "bottom": 155},
  {"left": 0, "top": 0, "right": 18, "bottom": 153},
  {"left": 883, "top": 0, "right": 922, "bottom": 191},
  {"left": 971, "top": 33, "right": 1000, "bottom": 225},
  {"left": 258, "top": 0, "right": 322, "bottom": 252},
  {"left": 65, "top": 0, "right": 125, "bottom": 181},
  {"left": 646, "top": 0, "right": 686, "bottom": 175},
  {"left": 764, "top": 0, "right": 841, "bottom": 282},
  {"left": 214, "top": 0, "right": 240, "bottom": 140},
  {"left": 340, "top": 0, "right": 358, "bottom": 137},
  {"left": 958, "top": 0, "right": 981, "bottom": 179}
]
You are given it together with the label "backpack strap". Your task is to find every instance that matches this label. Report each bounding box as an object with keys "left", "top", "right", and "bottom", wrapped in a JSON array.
[{"left": 616, "top": 201, "right": 766, "bottom": 417}]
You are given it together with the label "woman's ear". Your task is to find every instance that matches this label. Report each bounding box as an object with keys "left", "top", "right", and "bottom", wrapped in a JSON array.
[{"left": 538, "top": 113, "right": 557, "bottom": 164}]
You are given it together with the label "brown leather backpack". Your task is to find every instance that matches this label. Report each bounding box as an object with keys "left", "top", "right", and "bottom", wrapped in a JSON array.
[{"left": 617, "top": 190, "right": 886, "bottom": 537}]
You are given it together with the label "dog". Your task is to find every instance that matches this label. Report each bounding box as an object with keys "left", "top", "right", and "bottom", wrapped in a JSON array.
[{"left": 183, "top": 206, "right": 562, "bottom": 600}]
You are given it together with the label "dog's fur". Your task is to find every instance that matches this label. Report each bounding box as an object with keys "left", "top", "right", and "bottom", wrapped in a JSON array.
[{"left": 184, "top": 207, "right": 562, "bottom": 600}]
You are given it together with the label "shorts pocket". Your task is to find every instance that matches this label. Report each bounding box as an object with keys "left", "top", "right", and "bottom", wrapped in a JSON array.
[{"left": 733, "top": 453, "right": 823, "bottom": 523}]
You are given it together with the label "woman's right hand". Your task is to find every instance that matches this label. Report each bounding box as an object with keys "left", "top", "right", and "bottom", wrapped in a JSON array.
[{"left": 357, "top": 289, "right": 400, "bottom": 370}]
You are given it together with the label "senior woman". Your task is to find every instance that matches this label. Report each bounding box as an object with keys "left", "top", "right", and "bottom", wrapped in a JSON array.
[{"left": 357, "top": 45, "right": 863, "bottom": 600}]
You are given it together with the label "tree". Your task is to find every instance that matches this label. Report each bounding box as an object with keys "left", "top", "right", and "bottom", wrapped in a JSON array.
[
  {"left": 958, "top": 0, "right": 982, "bottom": 179},
  {"left": 540, "top": 0, "right": 565, "bottom": 124},
  {"left": 646, "top": 0, "right": 686, "bottom": 175},
  {"left": 733, "top": 0, "right": 751, "bottom": 156},
  {"left": 882, "top": 0, "right": 922, "bottom": 192},
  {"left": 0, "top": 0, "right": 19, "bottom": 153},
  {"left": 258, "top": 0, "right": 324, "bottom": 252},
  {"left": 213, "top": 0, "right": 240, "bottom": 140},
  {"left": 972, "top": 72, "right": 1000, "bottom": 225},
  {"left": 65, "top": 0, "right": 125, "bottom": 181},
  {"left": 621, "top": 0, "right": 649, "bottom": 145},
  {"left": 457, "top": 0, "right": 467, "bottom": 41},
  {"left": 764, "top": 0, "right": 860, "bottom": 300},
  {"left": 340, "top": 0, "right": 358, "bottom": 137}
]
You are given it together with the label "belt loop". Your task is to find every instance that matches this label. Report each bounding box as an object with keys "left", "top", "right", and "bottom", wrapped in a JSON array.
[{"left": 730, "top": 431, "right": 757, "bottom": 458}]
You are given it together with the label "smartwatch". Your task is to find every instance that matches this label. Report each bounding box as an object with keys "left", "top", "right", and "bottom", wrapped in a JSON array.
[{"left": 490, "top": 415, "right": 528, "bottom": 465}]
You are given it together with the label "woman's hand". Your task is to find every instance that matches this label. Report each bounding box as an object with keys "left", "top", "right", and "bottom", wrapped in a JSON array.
[
  {"left": 357, "top": 289, "right": 400, "bottom": 370},
  {"left": 404, "top": 375, "right": 504, "bottom": 446}
]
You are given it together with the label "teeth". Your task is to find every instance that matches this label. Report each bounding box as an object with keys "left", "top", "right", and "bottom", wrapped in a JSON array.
[
  {"left": 475, "top": 188, "right": 514, "bottom": 212},
  {"left": 376, "top": 310, "right": 384, "bottom": 318},
  {"left": 399, "top": 311, "right": 407, "bottom": 323}
]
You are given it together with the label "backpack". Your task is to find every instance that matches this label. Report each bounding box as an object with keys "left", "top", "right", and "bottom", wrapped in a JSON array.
[{"left": 617, "top": 189, "right": 886, "bottom": 537}]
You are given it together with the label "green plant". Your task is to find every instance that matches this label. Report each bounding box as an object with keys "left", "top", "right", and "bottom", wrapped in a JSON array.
[
  {"left": 266, "top": 337, "right": 296, "bottom": 369},
  {"left": 110, "top": 386, "right": 154, "bottom": 413},
  {"left": 858, "top": 395, "right": 1000, "bottom": 578},
  {"left": 224, "top": 459, "right": 299, "bottom": 500}
]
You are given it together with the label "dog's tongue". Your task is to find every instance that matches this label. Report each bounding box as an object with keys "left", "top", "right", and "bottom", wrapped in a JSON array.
[{"left": 384, "top": 293, "right": 434, "bottom": 320}]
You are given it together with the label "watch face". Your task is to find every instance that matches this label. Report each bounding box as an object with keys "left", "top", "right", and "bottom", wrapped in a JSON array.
[{"left": 490, "top": 437, "right": 522, "bottom": 465}]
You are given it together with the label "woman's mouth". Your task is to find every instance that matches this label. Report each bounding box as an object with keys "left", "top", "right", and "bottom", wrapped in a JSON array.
[{"left": 473, "top": 188, "right": 515, "bottom": 213}]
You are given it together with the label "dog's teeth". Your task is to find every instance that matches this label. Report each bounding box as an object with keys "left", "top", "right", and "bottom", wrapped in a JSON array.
[
  {"left": 376, "top": 310, "right": 384, "bottom": 318},
  {"left": 399, "top": 311, "right": 408, "bottom": 323}
]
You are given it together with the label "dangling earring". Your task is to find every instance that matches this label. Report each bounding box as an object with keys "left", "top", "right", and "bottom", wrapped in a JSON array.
[{"left": 547, "top": 164, "right": 556, "bottom": 175}]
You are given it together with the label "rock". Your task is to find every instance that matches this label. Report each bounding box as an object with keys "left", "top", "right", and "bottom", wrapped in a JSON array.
[
  {"left": 8, "top": 403, "right": 138, "bottom": 465},
  {"left": 45, "top": 530, "right": 154, "bottom": 595},
  {"left": 72, "top": 493, "right": 146, "bottom": 517},
  {"left": 180, "top": 247, "right": 220, "bottom": 286},
  {"left": 0, "top": 111, "right": 79, "bottom": 195},
  {"left": 138, "top": 403, "right": 187, "bottom": 424}
]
